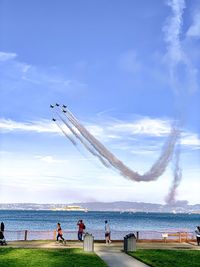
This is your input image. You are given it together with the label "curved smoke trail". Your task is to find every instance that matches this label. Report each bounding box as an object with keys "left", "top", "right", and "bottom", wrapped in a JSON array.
[
  {"left": 165, "top": 143, "right": 182, "bottom": 205},
  {"left": 56, "top": 112, "right": 111, "bottom": 168},
  {"left": 57, "top": 107, "right": 179, "bottom": 182},
  {"left": 163, "top": 0, "right": 190, "bottom": 203}
]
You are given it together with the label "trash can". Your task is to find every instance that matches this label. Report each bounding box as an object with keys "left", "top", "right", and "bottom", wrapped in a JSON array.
[
  {"left": 124, "top": 233, "right": 136, "bottom": 252},
  {"left": 83, "top": 233, "right": 94, "bottom": 252},
  {"left": 124, "top": 235, "right": 128, "bottom": 252}
]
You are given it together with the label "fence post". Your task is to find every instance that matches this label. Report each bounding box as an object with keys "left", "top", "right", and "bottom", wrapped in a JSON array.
[
  {"left": 136, "top": 231, "right": 139, "bottom": 240},
  {"left": 179, "top": 232, "right": 181, "bottom": 243},
  {"left": 53, "top": 230, "right": 56, "bottom": 240},
  {"left": 24, "top": 230, "right": 28, "bottom": 241}
]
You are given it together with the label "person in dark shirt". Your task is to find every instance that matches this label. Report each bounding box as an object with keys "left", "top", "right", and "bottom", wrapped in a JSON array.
[
  {"left": 1, "top": 222, "right": 4, "bottom": 233},
  {"left": 77, "top": 220, "right": 85, "bottom": 241},
  {"left": 0, "top": 222, "right": 7, "bottom": 245}
]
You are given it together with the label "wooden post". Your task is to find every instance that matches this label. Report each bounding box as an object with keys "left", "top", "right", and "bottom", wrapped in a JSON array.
[
  {"left": 179, "top": 232, "right": 181, "bottom": 243},
  {"left": 53, "top": 230, "right": 57, "bottom": 240},
  {"left": 24, "top": 230, "right": 28, "bottom": 241}
]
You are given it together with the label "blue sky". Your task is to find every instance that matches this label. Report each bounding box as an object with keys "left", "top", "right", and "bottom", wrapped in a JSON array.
[{"left": 0, "top": 0, "right": 200, "bottom": 204}]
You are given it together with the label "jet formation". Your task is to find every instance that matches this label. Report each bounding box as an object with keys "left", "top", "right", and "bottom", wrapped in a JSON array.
[{"left": 50, "top": 103, "right": 180, "bottom": 183}]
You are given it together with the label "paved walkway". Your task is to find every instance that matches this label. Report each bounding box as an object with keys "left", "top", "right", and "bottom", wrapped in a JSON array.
[
  {"left": 5, "top": 240, "right": 200, "bottom": 250},
  {"left": 95, "top": 243, "right": 149, "bottom": 267},
  {"left": 94, "top": 242, "right": 200, "bottom": 267}
]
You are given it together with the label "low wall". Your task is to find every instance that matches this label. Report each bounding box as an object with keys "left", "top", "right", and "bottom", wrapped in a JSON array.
[{"left": 3, "top": 230, "right": 196, "bottom": 243}]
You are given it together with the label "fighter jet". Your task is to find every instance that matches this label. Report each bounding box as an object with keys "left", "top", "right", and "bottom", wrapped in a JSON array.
[
  {"left": 63, "top": 105, "right": 67, "bottom": 108},
  {"left": 50, "top": 104, "right": 54, "bottom": 108},
  {"left": 52, "top": 118, "right": 56, "bottom": 121},
  {"left": 55, "top": 103, "right": 60, "bottom": 106},
  {"left": 62, "top": 109, "right": 67, "bottom": 113}
]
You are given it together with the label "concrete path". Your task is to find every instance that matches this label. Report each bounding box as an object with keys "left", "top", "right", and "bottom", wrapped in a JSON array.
[{"left": 95, "top": 243, "right": 149, "bottom": 267}]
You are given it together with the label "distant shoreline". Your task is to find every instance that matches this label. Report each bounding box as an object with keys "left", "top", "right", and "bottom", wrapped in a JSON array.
[
  {"left": 0, "top": 201, "right": 200, "bottom": 213},
  {"left": 0, "top": 209, "right": 200, "bottom": 214}
]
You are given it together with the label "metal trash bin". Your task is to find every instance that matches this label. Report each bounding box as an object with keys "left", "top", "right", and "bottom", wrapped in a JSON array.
[
  {"left": 83, "top": 233, "right": 94, "bottom": 252},
  {"left": 124, "top": 233, "right": 136, "bottom": 252}
]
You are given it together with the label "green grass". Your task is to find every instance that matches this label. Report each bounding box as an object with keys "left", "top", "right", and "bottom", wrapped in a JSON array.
[
  {"left": 0, "top": 248, "right": 107, "bottom": 267},
  {"left": 129, "top": 249, "right": 200, "bottom": 267}
]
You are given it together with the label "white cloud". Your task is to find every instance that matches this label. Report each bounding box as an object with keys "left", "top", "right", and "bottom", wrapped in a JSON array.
[
  {"left": 1, "top": 117, "right": 199, "bottom": 150},
  {"left": 181, "top": 132, "right": 200, "bottom": 148},
  {"left": 87, "top": 125, "right": 104, "bottom": 137},
  {"left": 109, "top": 118, "right": 171, "bottom": 136},
  {"left": 0, "top": 51, "right": 17, "bottom": 61},
  {"left": 34, "top": 155, "right": 65, "bottom": 164},
  {"left": 21, "top": 64, "right": 32, "bottom": 73},
  {"left": 0, "top": 118, "right": 60, "bottom": 133},
  {"left": 0, "top": 50, "right": 87, "bottom": 95},
  {"left": 187, "top": 10, "right": 200, "bottom": 38}
]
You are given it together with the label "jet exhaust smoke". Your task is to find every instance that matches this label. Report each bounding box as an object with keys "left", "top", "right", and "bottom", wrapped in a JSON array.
[
  {"left": 162, "top": 0, "right": 189, "bottom": 202},
  {"left": 55, "top": 110, "right": 111, "bottom": 168},
  {"left": 53, "top": 117, "right": 77, "bottom": 146},
  {"left": 51, "top": 105, "right": 180, "bottom": 182},
  {"left": 165, "top": 143, "right": 182, "bottom": 205}
]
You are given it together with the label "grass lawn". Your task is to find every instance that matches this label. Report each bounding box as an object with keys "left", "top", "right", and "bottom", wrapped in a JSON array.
[
  {"left": 0, "top": 248, "right": 107, "bottom": 267},
  {"left": 129, "top": 249, "right": 200, "bottom": 267}
]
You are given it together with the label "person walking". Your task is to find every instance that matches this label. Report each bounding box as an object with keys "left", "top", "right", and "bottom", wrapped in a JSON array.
[
  {"left": 77, "top": 220, "right": 85, "bottom": 241},
  {"left": 56, "top": 223, "right": 65, "bottom": 243},
  {"left": 105, "top": 220, "right": 111, "bottom": 244},
  {"left": 0, "top": 222, "right": 7, "bottom": 245},
  {"left": 195, "top": 226, "right": 200, "bottom": 246},
  {"left": 1, "top": 222, "right": 4, "bottom": 233}
]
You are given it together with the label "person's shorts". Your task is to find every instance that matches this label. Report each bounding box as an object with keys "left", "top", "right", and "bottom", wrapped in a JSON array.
[{"left": 105, "top": 232, "right": 110, "bottom": 237}]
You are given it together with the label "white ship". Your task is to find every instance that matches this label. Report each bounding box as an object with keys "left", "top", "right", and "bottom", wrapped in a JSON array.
[{"left": 52, "top": 205, "right": 88, "bottom": 212}]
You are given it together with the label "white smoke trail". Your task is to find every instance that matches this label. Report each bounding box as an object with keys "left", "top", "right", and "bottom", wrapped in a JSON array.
[
  {"left": 50, "top": 2, "right": 184, "bottom": 184},
  {"left": 62, "top": 107, "right": 179, "bottom": 182},
  {"left": 165, "top": 143, "right": 182, "bottom": 204},
  {"left": 163, "top": 0, "right": 186, "bottom": 91},
  {"left": 163, "top": 0, "right": 186, "bottom": 203},
  {"left": 56, "top": 112, "right": 111, "bottom": 168},
  {"left": 54, "top": 119, "right": 77, "bottom": 146},
  {"left": 164, "top": 0, "right": 198, "bottom": 93}
]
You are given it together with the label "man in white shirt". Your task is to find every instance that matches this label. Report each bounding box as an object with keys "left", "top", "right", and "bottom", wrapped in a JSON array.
[{"left": 195, "top": 226, "right": 200, "bottom": 246}]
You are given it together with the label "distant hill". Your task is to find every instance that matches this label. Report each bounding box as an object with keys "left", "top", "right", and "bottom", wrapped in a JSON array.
[
  {"left": 70, "top": 201, "right": 200, "bottom": 213},
  {"left": 0, "top": 201, "right": 200, "bottom": 213}
]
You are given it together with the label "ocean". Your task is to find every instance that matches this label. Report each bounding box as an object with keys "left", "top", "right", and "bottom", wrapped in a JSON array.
[{"left": 1, "top": 210, "right": 199, "bottom": 240}]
